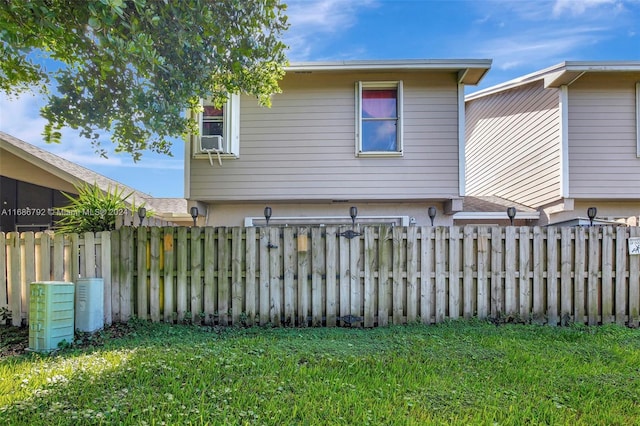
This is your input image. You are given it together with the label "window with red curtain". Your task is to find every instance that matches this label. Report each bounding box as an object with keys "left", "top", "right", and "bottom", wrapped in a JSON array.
[
  {"left": 361, "top": 86, "right": 398, "bottom": 152},
  {"left": 203, "top": 104, "right": 224, "bottom": 137}
]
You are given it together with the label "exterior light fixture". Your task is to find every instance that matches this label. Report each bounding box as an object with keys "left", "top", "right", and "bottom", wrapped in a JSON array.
[
  {"left": 350, "top": 206, "right": 358, "bottom": 226},
  {"left": 428, "top": 206, "right": 437, "bottom": 226},
  {"left": 264, "top": 206, "right": 272, "bottom": 226},
  {"left": 137, "top": 206, "right": 147, "bottom": 226},
  {"left": 506, "top": 207, "right": 516, "bottom": 226},
  {"left": 587, "top": 207, "right": 597, "bottom": 226},
  {"left": 190, "top": 206, "right": 198, "bottom": 227}
]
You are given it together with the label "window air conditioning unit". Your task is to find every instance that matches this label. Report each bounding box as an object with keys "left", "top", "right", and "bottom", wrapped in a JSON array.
[{"left": 200, "top": 135, "right": 223, "bottom": 152}]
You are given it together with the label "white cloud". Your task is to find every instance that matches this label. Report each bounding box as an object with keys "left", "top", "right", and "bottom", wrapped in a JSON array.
[
  {"left": 479, "top": 26, "right": 609, "bottom": 70},
  {"left": 284, "top": 0, "right": 378, "bottom": 60},
  {"left": 552, "top": 0, "right": 624, "bottom": 16}
]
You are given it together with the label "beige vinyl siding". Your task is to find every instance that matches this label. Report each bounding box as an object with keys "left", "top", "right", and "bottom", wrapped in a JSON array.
[
  {"left": 190, "top": 71, "right": 461, "bottom": 202},
  {"left": 567, "top": 73, "right": 640, "bottom": 198},
  {"left": 465, "top": 81, "right": 561, "bottom": 207}
]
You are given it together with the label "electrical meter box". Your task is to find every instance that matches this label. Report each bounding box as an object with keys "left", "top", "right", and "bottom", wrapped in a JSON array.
[
  {"left": 29, "top": 281, "right": 75, "bottom": 352},
  {"left": 75, "top": 278, "right": 104, "bottom": 333}
]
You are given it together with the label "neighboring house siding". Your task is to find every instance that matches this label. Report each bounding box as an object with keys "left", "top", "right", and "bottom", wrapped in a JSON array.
[
  {"left": 190, "top": 71, "right": 461, "bottom": 202},
  {"left": 465, "top": 81, "right": 561, "bottom": 207},
  {"left": 567, "top": 73, "right": 640, "bottom": 198}
]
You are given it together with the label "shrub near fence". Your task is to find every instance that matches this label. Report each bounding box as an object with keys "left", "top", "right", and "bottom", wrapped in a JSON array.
[{"left": 1, "top": 226, "right": 639, "bottom": 328}]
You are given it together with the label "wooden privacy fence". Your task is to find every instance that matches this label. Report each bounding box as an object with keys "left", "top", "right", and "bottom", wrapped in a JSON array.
[{"left": 1, "top": 226, "right": 639, "bottom": 328}]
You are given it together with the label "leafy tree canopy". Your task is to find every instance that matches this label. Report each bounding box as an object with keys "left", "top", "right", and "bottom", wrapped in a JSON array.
[{"left": 0, "top": 0, "right": 289, "bottom": 160}]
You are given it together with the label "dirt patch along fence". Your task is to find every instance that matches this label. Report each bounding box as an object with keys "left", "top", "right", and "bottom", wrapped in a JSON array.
[{"left": 2, "top": 225, "right": 639, "bottom": 328}]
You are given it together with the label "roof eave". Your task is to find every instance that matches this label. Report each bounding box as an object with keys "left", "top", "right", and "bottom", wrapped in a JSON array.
[
  {"left": 286, "top": 59, "right": 492, "bottom": 85},
  {"left": 467, "top": 61, "right": 640, "bottom": 100}
]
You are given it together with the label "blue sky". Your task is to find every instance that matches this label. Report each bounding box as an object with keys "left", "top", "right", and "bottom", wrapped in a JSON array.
[{"left": 1, "top": 0, "right": 639, "bottom": 198}]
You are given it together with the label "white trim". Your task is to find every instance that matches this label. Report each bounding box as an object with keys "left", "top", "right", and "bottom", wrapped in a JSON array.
[
  {"left": 287, "top": 59, "right": 491, "bottom": 72},
  {"left": 193, "top": 95, "right": 240, "bottom": 159},
  {"left": 356, "top": 80, "right": 403, "bottom": 157},
  {"left": 184, "top": 132, "right": 191, "bottom": 198},
  {"left": 452, "top": 211, "right": 540, "bottom": 220},
  {"left": 458, "top": 82, "right": 465, "bottom": 196},
  {"left": 636, "top": 82, "right": 640, "bottom": 158},
  {"left": 559, "top": 85, "right": 569, "bottom": 197},
  {"left": 244, "top": 215, "right": 410, "bottom": 227}
]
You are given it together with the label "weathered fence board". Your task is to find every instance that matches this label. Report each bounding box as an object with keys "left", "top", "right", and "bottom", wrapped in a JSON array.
[{"left": 3, "top": 226, "right": 640, "bottom": 329}]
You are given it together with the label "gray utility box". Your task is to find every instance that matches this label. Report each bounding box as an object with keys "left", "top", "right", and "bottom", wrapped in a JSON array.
[{"left": 75, "top": 278, "right": 104, "bottom": 333}]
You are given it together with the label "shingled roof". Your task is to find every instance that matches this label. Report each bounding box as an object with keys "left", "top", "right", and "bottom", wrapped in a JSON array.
[{"left": 0, "top": 131, "right": 186, "bottom": 218}]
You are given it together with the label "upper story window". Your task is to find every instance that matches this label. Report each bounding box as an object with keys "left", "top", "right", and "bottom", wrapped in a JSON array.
[
  {"left": 194, "top": 94, "right": 240, "bottom": 160},
  {"left": 356, "top": 81, "right": 403, "bottom": 157}
]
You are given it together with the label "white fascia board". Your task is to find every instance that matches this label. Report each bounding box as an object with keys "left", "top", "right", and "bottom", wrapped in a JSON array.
[
  {"left": 452, "top": 212, "right": 540, "bottom": 220},
  {"left": 287, "top": 59, "right": 491, "bottom": 71}
]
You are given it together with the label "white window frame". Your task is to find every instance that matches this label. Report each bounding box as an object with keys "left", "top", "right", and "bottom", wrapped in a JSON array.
[
  {"left": 355, "top": 81, "right": 403, "bottom": 157},
  {"left": 193, "top": 94, "right": 240, "bottom": 159}
]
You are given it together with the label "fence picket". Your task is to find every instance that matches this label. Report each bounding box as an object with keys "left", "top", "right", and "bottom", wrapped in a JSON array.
[
  {"left": 378, "top": 226, "right": 392, "bottom": 326},
  {"left": 191, "top": 227, "right": 203, "bottom": 323},
  {"left": 231, "top": 227, "right": 243, "bottom": 325},
  {"left": 476, "top": 226, "right": 488, "bottom": 319},
  {"left": 297, "top": 227, "right": 310, "bottom": 326},
  {"left": 163, "top": 227, "right": 175, "bottom": 323},
  {"left": 505, "top": 227, "right": 516, "bottom": 315},
  {"left": 463, "top": 226, "right": 474, "bottom": 318},
  {"left": 420, "top": 226, "right": 433, "bottom": 324},
  {"left": 21, "top": 232, "right": 35, "bottom": 321},
  {"left": 176, "top": 227, "right": 188, "bottom": 322},
  {"left": 149, "top": 227, "right": 161, "bottom": 322},
  {"left": 587, "top": 226, "right": 600, "bottom": 325},
  {"left": 615, "top": 227, "right": 627, "bottom": 325},
  {"left": 283, "top": 227, "right": 296, "bottom": 326},
  {"left": 435, "top": 227, "right": 446, "bottom": 323},
  {"left": 491, "top": 227, "right": 503, "bottom": 318},
  {"left": 84, "top": 232, "right": 96, "bottom": 278},
  {"left": 574, "top": 227, "right": 586, "bottom": 324},
  {"left": 364, "top": 227, "right": 376, "bottom": 327},
  {"left": 392, "top": 226, "right": 403, "bottom": 325},
  {"left": 35, "top": 232, "right": 49, "bottom": 282},
  {"left": 7, "top": 233, "right": 21, "bottom": 326},
  {"left": 600, "top": 226, "right": 614, "bottom": 324},
  {"left": 269, "top": 227, "right": 281, "bottom": 326},
  {"left": 244, "top": 227, "right": 256, "bottom": 325},
  {"left": 449, "top": 226, "right": 461, "bottom": 319},
  {"left": 136, "top": 226, "right": 148, "bottom": 320},
  {"left": 406, "top": 226, "right": 418, "bottom": 323},
  {"left": 325, "top": 227, "right": 338, "bottom": 327},
  {"left": 560, "top": 227, "right": 572, "bottom": 323},
  {"left": 350, "top": 227, "right": 361, "bottom": 326},
  {"left": 202, "top": 227, "right": 215, "bottom": 324},
  {"left": 519, "top": 227, "right": 530, "bottom": 320},
  {"left": 101, "top": 231, "right": 112, "bottom": 325},
  {"left": 311, "top": 228, "right": 323, "bottom": 326},
  {"left": 110, "top": 229, "right": 120, "bottom": 322},
  {"left": 546, "top": 227, "right": 558, "bottom": 325},
  {"left": 218, "top": 227, "right": 230, "bottom": 325},
  {"left": 532, "top": 227, "right": 544, "bottom": 322}
]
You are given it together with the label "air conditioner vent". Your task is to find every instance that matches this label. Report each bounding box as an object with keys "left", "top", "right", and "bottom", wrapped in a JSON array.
[{"left": 200, "top": 135, "right": 223, "bottom": 152}]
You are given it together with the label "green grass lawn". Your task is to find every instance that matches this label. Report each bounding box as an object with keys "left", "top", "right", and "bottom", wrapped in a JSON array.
[{"left": 1, "top": 320, "right": 639, "bottom": 425}]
